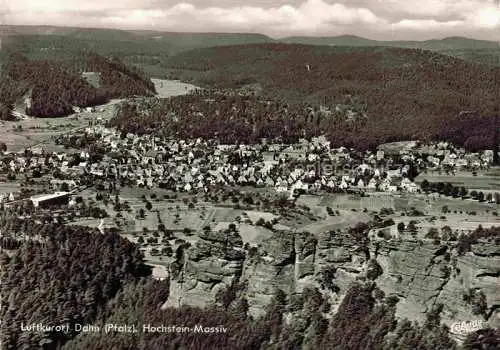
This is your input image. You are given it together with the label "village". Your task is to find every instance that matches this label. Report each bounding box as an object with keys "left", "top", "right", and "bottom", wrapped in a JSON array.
[
  {"left": 0, "top": 118, "right": 497, "bottom": 253},
  {"left": 4, "top": 121, "right": 496, "bottom": 193},
  {"left": 0, "top": 117, "right": 497, "bottom": 215}
]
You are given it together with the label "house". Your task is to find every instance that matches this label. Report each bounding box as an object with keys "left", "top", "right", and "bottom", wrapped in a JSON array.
[
  {"left": 31, "top": 192, "right": 70, "bottom": 208},
  {"left": 376, "top": 150, "right": 384, "bottom": 160},
  {"left": 400, "top": 178, "right": 418, "bottom": 193},
  {"left": 367, "top": 178, "right": 378, "bottom": 190}
]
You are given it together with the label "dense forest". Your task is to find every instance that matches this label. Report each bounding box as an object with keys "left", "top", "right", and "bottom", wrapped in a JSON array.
[
  {"left": 109, "top": 90, "right": 497, "bottom": 151},
  {"left": 0, "top": 215, "right": 150, "bottom": 349},
  {"left": 0, "top": 51, "right": 155, "bottom": 118},
  {"left": 60, "top": 52, "right": 156, "bottom": 99},
  {"left": 162, "top": 44, "right": 499, "bottom": 150}
]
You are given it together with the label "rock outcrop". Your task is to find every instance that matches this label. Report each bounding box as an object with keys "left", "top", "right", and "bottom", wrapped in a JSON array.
[
  {"left": 163, "top": 229, "right": 244, "bottom": 308},
  {"left": 165, "top": 226, "right": 500, "bottom": 334}
]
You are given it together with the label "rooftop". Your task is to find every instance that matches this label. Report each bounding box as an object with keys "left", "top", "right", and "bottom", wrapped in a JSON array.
[{"left": 30, "top": 191, "right": 70, "bottom": 202}]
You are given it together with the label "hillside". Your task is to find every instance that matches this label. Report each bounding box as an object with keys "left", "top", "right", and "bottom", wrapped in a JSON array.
[
  {"left": 2, "top": 25, "right": 499, "bottom": 68},
  {"left": 0, "top": 25, "right": 274, "bottom": 59},
  {"left": 161, "top": 43, "right": 499, "bottom": 150},
  {"left": 0, "top": 51, "right": 155, "bottom": 118},
  {"left": 3, "top": 25, "right": 500, "bottom": 79},
  {"left": 281, "top": 35, "right": 500, "bottom": 51},
  {"left": 281, "top": 36, "right": 500, "bottom": 67}
]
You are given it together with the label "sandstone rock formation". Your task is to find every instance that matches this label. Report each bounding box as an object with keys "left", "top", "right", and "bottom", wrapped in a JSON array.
[{"left": 165, "top": 225, "right": 500, "bottom": 337}]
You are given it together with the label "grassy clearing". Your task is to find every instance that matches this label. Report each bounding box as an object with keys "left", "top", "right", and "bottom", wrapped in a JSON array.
[
  {"left": 416, "top": 170, "right": 500, "bottom": 192},
  {"left": 0, "top": 102, "right": 119, "bottom": 152}
]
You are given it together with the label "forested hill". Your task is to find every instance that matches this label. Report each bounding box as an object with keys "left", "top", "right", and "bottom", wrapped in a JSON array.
[
  {"left": 0, "top": 216, "right": 151, "bottom": 349},
  {"left": 0, "top": 51, "right": 156, "bottom": 118},
  {"left": 162, "top": 43, "right": 499, "bottom": 150},
  {"left": 61, "top": 52, "right": 157, "bottom": 99}
]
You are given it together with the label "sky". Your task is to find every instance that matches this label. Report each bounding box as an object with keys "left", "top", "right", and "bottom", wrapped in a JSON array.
[{"left": 1, "top": 0, "right": 500, "bottom": 40}]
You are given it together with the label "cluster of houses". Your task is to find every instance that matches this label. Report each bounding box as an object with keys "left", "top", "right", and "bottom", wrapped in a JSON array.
[
  {"left": 0, "top": 123, "right": 495, "bottom": 204},
  {"left": 43, "top": 125, "right": 496, "bottom": 197},
  {"left": 0, "top": 147, "right": 89, "bottom": 203}
]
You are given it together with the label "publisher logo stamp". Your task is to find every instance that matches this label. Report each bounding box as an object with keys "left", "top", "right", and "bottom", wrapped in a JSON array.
[{"left": 450, "top": 320, "right": 485, "bottom": 335}]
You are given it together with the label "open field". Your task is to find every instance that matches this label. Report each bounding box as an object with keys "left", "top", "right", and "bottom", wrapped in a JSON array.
[
  {"left": 416, "top": 169, "right": 500, "bottom": 192},
  {"left": 300, "top": 209, "right": 371, "bottom": 235},
  {"left": 417, "top": 214, "right": 500, "bottom": 232},
  {"left": 152, "top": 78, "right": 199, "bottom": 98},
  {"left": 0, "top": 182, "right": 21, "bottom": 194}
]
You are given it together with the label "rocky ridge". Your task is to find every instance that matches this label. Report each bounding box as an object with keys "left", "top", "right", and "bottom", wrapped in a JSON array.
[{"left": 165, "top": 224, "right": 500, "bottom": 337}]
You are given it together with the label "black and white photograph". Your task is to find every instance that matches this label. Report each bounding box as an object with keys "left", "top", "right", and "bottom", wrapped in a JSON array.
[{"left": 0, "top": 1, "right": 499, "bottom": 349}]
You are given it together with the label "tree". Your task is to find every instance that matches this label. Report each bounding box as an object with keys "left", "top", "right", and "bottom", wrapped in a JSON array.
[
  {"left": 150, "top": 248, "right": 160, "bottom": 256},
  {"left": 256, "top": 218, "right": 266, "bottom": 226},
  {"left": 407, "top": 221, "right": 418, "bottom": 234},
  {"left": 486, "top": 193, "right": 493, "bottom": 202},
  {"left": 426, "top": 227, "right": 440, "bottom": 239},
  {"left": 326, "top": 207, "right": 335, "bottom": 216},
  {"left": 397, "top": 222, "right": 405, "bottom": 232},
  {"left": 421, "top": 179, "right": 430, "bottom": 192},
  {"left": 366, "top": 259, "right": 383, "bottom": 280},
  {"left": 436, "top": 182, "right": 445, "bottom": 193},
  {"left": 493, "top": 192, "right": 500, "bottom": 204},
  {"left": 443, "top": 183, "right": 453, "bottom": 196},
  {"left": 441, "top": 226, "right": 453, "bottom": 240},
  {"left": 138, "top": 208, "right": 145, "bottom": 219},
  {"left": 161, "top": 246, "right": 173, "bottom": 256},
  {"left": 463, "top": 328, "right": 500, "bottom": 350},
  {"left": 460, "top": 186, "right": 468, "bottom": 198},
  {"left": 477, "top": 191, "right": 485, "bottom": 202},
  {"left": 471, "top": 290, "right": 488, "bottom": 317}
]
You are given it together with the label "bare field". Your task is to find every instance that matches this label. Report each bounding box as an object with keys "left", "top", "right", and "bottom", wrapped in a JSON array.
[
  {"left": 296, "top": 195, "right": 324, "bottom": 207},
  {"left": 152, "top": 78, "right": 199, "bottom": 98},
  {"left": 417, "top": 216, "right": 500, "bottom": 232},
  {"left": 319, "top": 194, "right": 363, "bottom": 210},
  {"left": 238, "top": 223, "right": 275, "bottom": 244}
]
